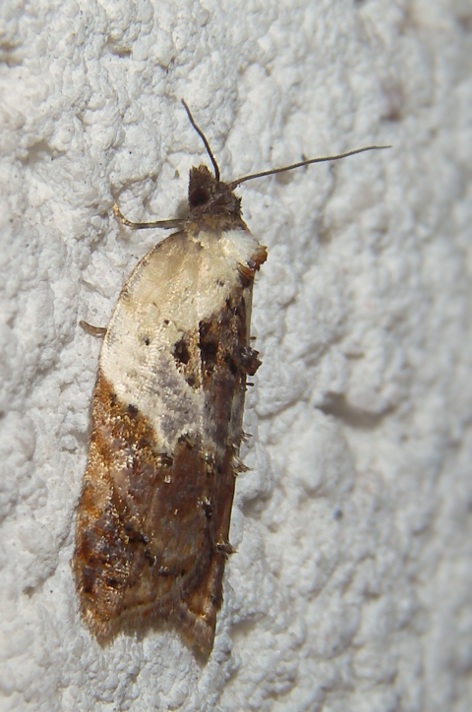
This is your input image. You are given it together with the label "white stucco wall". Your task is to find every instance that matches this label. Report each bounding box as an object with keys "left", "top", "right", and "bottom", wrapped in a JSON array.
[{"left": 0, "top": 0, "right": 471, "bottom": 710}]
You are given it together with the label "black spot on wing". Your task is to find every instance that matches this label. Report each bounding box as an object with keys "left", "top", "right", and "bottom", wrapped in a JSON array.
[
  {"left": 173, "top": 337, "right": 191, "bottom": 365},
  {"left": 199, "top": 321, "right": 218, "bottom": 375}
]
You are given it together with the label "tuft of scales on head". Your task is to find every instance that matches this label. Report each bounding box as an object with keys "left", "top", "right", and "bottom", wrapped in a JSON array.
[{"left": 188, "top": 165, "right": 242, "bottom": 221}]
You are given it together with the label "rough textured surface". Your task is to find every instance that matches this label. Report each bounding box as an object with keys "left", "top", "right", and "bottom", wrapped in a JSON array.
[{"left": 0, "top": 0, "right": 471, "bottom": 710}]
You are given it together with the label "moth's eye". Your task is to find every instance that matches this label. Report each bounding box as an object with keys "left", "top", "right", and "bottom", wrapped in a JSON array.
[{"left": 190, "top": 187, "right": 210, "bottom": 208}]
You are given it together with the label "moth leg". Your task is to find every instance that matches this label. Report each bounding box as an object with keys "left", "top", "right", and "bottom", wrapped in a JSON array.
[
  {"left": 113, "top": 203, "right": 184, "bottom": 231},
  {"left": 79, "top": 320, "right": 107, "bottom": 337}
]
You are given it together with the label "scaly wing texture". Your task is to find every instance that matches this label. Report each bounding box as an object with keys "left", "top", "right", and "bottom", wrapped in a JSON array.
[{"left": 73, "top": 225, "right": 267, "bottom": 654}]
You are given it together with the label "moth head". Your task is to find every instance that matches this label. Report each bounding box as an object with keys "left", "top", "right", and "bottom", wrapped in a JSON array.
[{"left": 188, "top": 165, "right": 242, "bottom": 219}]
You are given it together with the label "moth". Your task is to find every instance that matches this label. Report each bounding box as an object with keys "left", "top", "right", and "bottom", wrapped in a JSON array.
[{"left": 72, "top": 100, "right": 387, "bottom": 655}]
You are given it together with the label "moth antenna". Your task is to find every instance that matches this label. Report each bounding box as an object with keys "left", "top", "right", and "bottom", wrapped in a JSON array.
[
  {"left": 230, "top": 145, "right": 391, "bottom": 188},
  {"left": 181, "top": 99, "right": 220, "bottom": 182}
]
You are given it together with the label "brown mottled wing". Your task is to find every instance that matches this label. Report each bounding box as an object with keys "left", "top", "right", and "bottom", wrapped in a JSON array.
[{"left": 73, "top": 231, "right": 265, "bottom": 655}]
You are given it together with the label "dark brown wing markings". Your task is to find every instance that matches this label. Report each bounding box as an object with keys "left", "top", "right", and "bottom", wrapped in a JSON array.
[
  {"left": 73, "top": 255, "right": 264, "bottom": 654},
  {"left": 74, "top": 370, "right": 235, "bottom": 651}
]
